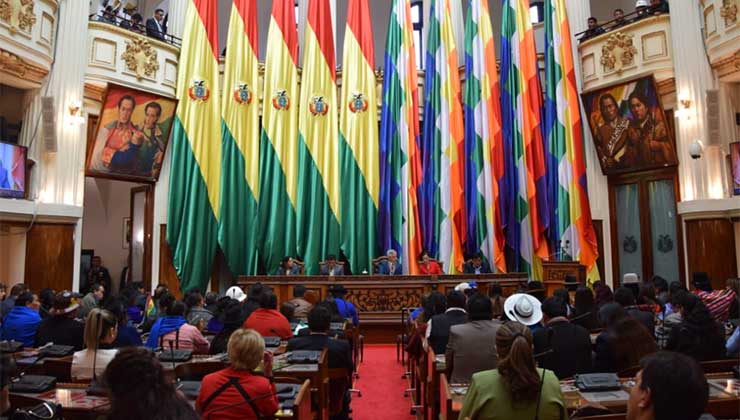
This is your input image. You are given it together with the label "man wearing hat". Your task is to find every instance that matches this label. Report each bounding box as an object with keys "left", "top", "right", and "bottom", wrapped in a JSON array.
[
  {"left": 503, "top": 293, "right": 543, "bottom": 327},
  {"left": 34, "top": 291, "right": 85, "bottom": 350},
  {"left": 329, "top": 284, "right": 359, "bottom": 326}
]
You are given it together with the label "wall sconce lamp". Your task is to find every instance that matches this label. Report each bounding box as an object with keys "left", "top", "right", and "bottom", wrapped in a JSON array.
[
  {"left": 676, "top": 97, "right": 693, "bottom": 120},
  {"left": 66, "top": 100, "right": 86, "bottom": 126}
]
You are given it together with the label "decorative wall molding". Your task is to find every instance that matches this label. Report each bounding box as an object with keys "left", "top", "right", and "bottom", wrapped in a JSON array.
[
  {"left": 0, "top": 47, "right": 48, "bottom": 86},
  {"left": 121, "top": 37, "right": 159, "bottom": 79},
  {"left": 705, "top": 0, "right": 740, "bottom": 80},
  {"left": 721, "top": 0, "right": 738, "bottom": 26},
  {"left": 600, "top": 32, "right": 638, "bottom": 73},
  {"left": 0, "top": 0, "right": 36, "bottom": 33}
]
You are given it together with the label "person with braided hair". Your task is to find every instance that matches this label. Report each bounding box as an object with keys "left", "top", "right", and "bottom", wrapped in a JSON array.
[
  {"left": 459, "top": 321, "right": 566, "bottom": 420},
  {"left": 104, "top": 347, "right": 198, "bottom": 420}
]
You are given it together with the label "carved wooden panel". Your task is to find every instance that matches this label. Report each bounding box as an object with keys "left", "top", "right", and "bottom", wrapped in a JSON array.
[{"left": 346, "top": 287, "right": 424, "bottom": 312}]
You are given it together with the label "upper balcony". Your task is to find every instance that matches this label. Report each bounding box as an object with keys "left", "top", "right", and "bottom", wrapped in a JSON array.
[
  {"left": 703, "top": 0, "right": 740, "bottom": 81},
  {"left": 578, "top": 14, "right": 673, "bottom": 93},
  {"left": 86, "top": 18, "right": 180, "bottom": 98},
  {"left": 0, "top": 0, "right": 58, "bottom": 89}
]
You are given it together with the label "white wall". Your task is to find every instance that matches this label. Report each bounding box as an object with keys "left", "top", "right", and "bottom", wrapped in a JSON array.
[{"left": 82, "top": 178, "right": 144, "bottom": 294}]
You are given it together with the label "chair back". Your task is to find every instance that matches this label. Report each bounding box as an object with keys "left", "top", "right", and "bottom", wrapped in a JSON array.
[
  {"left": 293, "top": 259, "right": 305, "bottom": 275},
  {"left": 43, "top": 359, "right": 72, "bottom": 382},
  {"left": 174, "top": 361, "right": 228, "bottom": 381},
  {"left": 371, "top": 256, "right": 388, "bottom": 274}
]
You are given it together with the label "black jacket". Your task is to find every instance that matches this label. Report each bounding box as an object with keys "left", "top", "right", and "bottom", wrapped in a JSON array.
[
  {"left": 145, "top": 18, "right": 165, "bottom": 40},
  {"left": 287, "top": 333, "right": 353, "bottom": 371},
  {"left": 666, "top": 322, "right": 726, "bottom": 361},
  {"left": 626, "top": 306, "right": 655, "bottom": 336},
  {"left": 462, "top": 261, "right": 492, "bottom": 274},
  {"left": 571, "top": 310, "right": 600, "bottom": 331},
  {"left": 34, "top": 315, "right": 85, "bottom": 350},
  {"left": 533, "top": 318, "right": 592, "bottom": 379},
  {"left": 428, "top": 309, "right": 468, "bottom": 354}
]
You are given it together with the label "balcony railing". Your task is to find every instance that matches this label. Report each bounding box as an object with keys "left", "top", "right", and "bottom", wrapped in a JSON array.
[
  {"left": 0, "top": 0, "right": 58, "bottom": 89},
  {"left": 86, "top": 20, "right": 179, "bottom": 98},
  {"left": 577, "top": 14, "right": 673, "bottom": 93}
]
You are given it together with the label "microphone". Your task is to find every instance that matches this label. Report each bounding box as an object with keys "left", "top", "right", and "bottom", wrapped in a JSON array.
[
  {"left": 168, "top": 340, "right": 178, "bottom": 377},
  {"left": 533, "top": 349, "right": 555, "bottom": 359},
  {"left": 87, "top": 313, "right": 107, "bottom": 396}
]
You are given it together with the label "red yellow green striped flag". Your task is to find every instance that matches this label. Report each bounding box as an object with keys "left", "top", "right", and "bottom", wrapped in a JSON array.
[
  {"left": 340, "top": 0, "right": 378, "bottom": 275},
  {"left": 296, "top": 0, "right": 341, "bottom": 274},
  {"left": 257, "top": 0, "right": 299, "bottom": 274},
  {"left": 166, "top": 0, "right": 221, "bottom": 291},
  {"left": 218, "top": 0, "right": 260, "bottom": 275}
]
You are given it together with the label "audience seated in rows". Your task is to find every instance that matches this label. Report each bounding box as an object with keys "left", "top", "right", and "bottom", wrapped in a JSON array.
[
  {"left": 1, "top": 283, "right": 26, "bottom": 318},
  {"left": 197, "top": 329, "right": 279, "bottom": 420},
  {"left": 104, "top": 347, "right": 198, "bottom": 420},
  {"left": 593, "top": 303, "right": 657, "bottom": 373},
  {"left": 426, "top": 291, "right": 467, "bottom": 354},
  {"left": 666, "top": 290, "right": 725, "bottom": 361},
  {"left": 280, "top": 301, "right": 299, "bottom": 324},
  {"left": 35, "top": 291, "right": 84, "bottom": 350},
  {"left": 572, "top": 286, "right": 600, "bottom": 330},
  {"left": 463, "top": 253, "right": 492, "bottom": 274},
  {"left": 146, "top": 295, "right": 209, "bottom": 353},
  {"left": 533, "top": 297, "right": 592, "bottom": 380},
  {"left": 377, "top": 249, "right": 402, "bottom": 275},
  {"left": 1, "top": 291, "right": 41, "bottom": 346},
  {"left": 418, "top": 250, "right": 443, "bottom": 275},
  {"left": 328, "top": 284, "right": 359, "bottom": 326},
  {"left": 692, "top": 272, "right": 737, "bottom": 323},
  {"left": 615, "top": 286, "right": 655, "bottom": 336},
  {"left": 406, "top": 291, "right": 446, "bottom": 359},
  {"left": 288, "top": 284, "right": 313, "bottom": 319},
  {"left": 72, "top": 308, "right": 118, "bottom": 381},
  {"left": 38, "top": 288, "right": 55, "bottom": 319},
  {"left": 626, "top": 351, "right": 708, "bottom": 420},
  {"left": 445, "top": 293, "right": 502, "bottom": 383},
  {"left": 488, "top": 284, "right": 505, "bottom": 319},
  {"left": 243, "top": 291, "right": 293, "bottom": 339},
  {"left": 459, "top": 321, "right": 566, "bottom": 419},
  {"left": 655, "top": 282, "right": 685, "bottom": 349}
]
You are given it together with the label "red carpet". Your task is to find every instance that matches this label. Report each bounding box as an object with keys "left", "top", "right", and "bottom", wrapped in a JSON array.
[{"left": 352, "top": 345, "right": 415, "bottom": 420}]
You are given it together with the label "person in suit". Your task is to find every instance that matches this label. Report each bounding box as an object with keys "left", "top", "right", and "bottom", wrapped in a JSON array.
[
  {"left": 377, "top": 249, "right": 402, "bottom": 275},
  {"left": 614, "top": 287, "right": 655, "bottom": 336},
  {"left": 287, "top": 306, "right": 353, "bottom": 418},
  {"left": 274, "top": 256, "right": 301, "bottom": 276},
  {"left": 145, "top": 8, "right": 166, "bottom": 40},
  {"left": 426, "top": 291, "right": 468, "bottom": 354},
  {"left": 463, "top": 253, "right": 492, "bottom": 274},
  {"left": 320, "top": 254, "right": 344, "bottom": 276},
  {"left": 446, "top": 293, "right": 502, "bottom": 383},
  {"left": 533, "top": 297, "right": 592, "bottom": 380}
]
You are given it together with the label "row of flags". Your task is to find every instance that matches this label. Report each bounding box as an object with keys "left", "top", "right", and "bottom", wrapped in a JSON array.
[{"left": 166, "top": 0, "right": 600, "bottom": 292}]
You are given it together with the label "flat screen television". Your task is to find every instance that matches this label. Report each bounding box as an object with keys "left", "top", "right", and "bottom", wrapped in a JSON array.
[{"left": 0, "top": 141, "right": 27, "bottom": 199}]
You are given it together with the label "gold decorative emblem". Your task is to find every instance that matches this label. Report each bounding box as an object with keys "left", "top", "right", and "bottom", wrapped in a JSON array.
[
  {"left": 348, "top": 92, "right": 369, "bottom": 113},
  {"left": 721, "top": 0, "right": 738, "bottom": 26},
  {"left": 272, "top": 90, "right": 290, "bottom": 110},
  {"left": 0, "top": 0, "right": 37, "bottom": 33},
  {"left": 121, "top": 37, "right": 160, "bottom": 79},
  {"left": 600, "top": 32, "right": 637, "bottom": 73},
  {"left": 233, "top": 83, "right": 252, "bottom": 105},
  {"left": 188, "top": 80, "right": 210, "bottom": 101}
]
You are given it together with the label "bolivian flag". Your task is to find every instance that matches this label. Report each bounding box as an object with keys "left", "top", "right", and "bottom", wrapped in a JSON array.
[
  {"left": 340, "top": 0, "right": 378, "bottom": 275},
  {"left": 257, "top": 0, "right": 300, "bottom": 275},
  {"left": 166, "top": 0, "right": 221, "bottom": 292},
  {"left": 218, "top": 0, "right": 260, "bottom": 275},
  {"left": 296, "top": 0, "right": 341, "bottom": 274}
]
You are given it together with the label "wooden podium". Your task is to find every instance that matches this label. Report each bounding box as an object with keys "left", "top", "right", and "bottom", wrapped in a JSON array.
[{"left": 542, "top": 261, "right": 586, "bottom": 295}]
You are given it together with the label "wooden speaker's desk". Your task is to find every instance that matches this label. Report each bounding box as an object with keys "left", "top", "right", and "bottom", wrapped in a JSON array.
[{"left": 237, "top": 274, "right": 528, "bottom": 343}]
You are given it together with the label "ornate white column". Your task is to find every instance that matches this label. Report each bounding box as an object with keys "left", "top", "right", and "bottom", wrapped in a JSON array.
[
  {"left": 167, "top": 0, "right": 189, "bottom": 39},
  {"left": 669, "top": 3, "right": 721, "bottom": 200}
]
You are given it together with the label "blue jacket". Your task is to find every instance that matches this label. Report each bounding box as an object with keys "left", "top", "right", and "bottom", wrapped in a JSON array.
[
  {"left": 114, "top": 324, "right": 143, "bottom": 348},
  {"left": 335, "top": 298, "right": 359, "bottom": 326},
  {"left": 145, "top": 315, "right": 186, "bottom": 348},
  {"left": 377, "top": 260, "right": 402, "bottom": 275},
  {"left": 1, "top": 306, "right": 41, "bottom": 346}
]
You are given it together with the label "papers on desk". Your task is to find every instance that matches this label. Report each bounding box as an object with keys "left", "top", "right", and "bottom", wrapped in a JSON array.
[
  {"left": 708, "top": 379, "right": 740, "bottom": 397},
  {"left": 580, "top": 390, "right": 630, "bottom": 403},
  {"left": 278, "top": 364, "right": 318, "bottom": 372}
]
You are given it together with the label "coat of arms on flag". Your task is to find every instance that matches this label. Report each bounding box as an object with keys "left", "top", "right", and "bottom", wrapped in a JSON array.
[
  {"left": 232, "top": 83, "right": 252, "bottom": 105},
  {"left": 187, "top": 80, "right": 210, "bottom": 101},
  {"left": 309, "top": 96, "right": 329, "bottom": 116},
  {"left": 348, "top": 92, "right": 369, "bottom": 113},
  {"left": 272, "top": 90, "right": 291, "bottom": 110}
]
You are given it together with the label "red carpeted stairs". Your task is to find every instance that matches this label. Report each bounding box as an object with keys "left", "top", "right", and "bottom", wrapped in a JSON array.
[{"left": 351, "top": 344, "right": 415, "bottom": 420}]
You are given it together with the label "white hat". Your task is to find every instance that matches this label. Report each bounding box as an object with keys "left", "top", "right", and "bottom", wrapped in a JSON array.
[
  {"left": 504, "top": 293, "right": 543, "bottom": 326},
  {"left": 225, "top": 286, "right": 246, "bottom": 302},
  {"left": 622, "top": 273, "right": 640, "bottom": 284},
  {"left": 635, "top": 0, "right": 649, "bottom": 7},
  {"left": 454, "top": 282, "right": 471, "bottom": 292}
]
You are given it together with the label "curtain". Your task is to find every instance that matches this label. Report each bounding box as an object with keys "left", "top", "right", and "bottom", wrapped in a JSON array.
[
  {"left": 649, "top": 180, "right": 680, "bottom": 283},
  {"left": 616, "top": 183, "right": 642, "bottom": 281}
]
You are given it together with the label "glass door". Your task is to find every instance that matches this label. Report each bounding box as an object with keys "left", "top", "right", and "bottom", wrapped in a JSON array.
[{"left": 615, "top": 183, "right": 643, "bottom": 281}]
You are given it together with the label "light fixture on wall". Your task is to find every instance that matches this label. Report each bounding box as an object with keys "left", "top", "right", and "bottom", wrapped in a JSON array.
[
  {"left": 66, "top": 100, "right": 86, "bottom": 126},
  {"left": 676, "top": 96, "right": 693, "bottom": 120}
]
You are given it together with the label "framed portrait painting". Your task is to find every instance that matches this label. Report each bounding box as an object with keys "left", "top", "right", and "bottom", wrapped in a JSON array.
[
  {"left": 85, "top": 83, "right": 177, "bottom": 182},
  {"left": 731, "top": 142, "right": 740, "bottom": 196},
  {"left": 581, "top": 76, "right": 678, "bottom": 175}
]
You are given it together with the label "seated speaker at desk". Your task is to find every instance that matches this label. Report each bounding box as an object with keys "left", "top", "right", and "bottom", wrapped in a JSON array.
[{"left": 319, "top": 255, "right": 345, "bottom": 276}]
